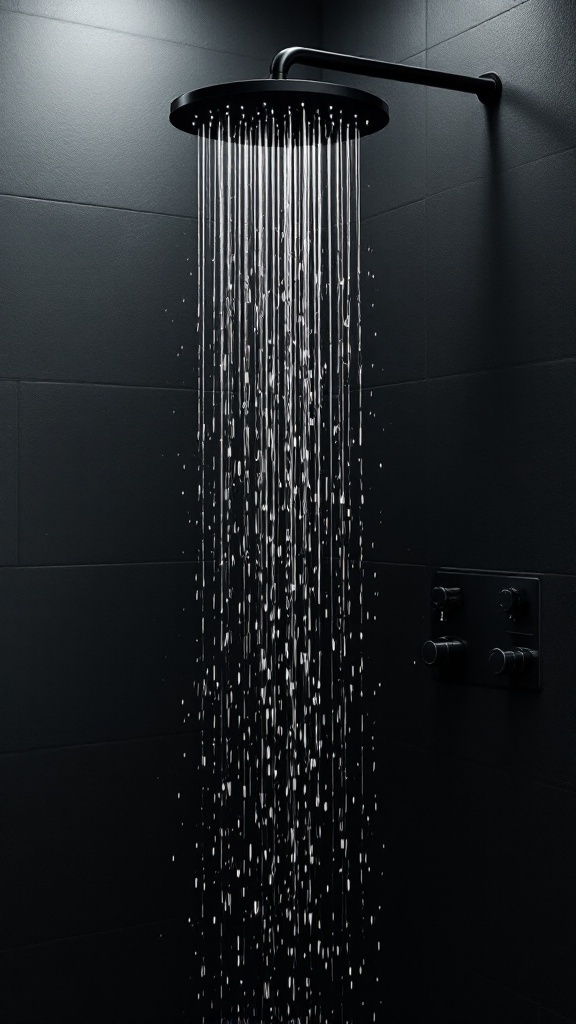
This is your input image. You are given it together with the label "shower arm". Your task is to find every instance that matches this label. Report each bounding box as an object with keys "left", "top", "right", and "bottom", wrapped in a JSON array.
[{"left": 269, "top": 46, "right": 502, "bottom": 104}]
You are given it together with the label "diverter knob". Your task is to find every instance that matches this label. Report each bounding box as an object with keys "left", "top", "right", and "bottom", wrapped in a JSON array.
[
  {"left": 489, "top": 647, "right": 538, "bottom": 676},
  {"left": 422, "top": 638, "right": 465, "bottom": 666},
  {"left": 498, "top": 587, "right": 527, "bottom": 614},
  {"left": 431, "top": 586, "right": 463, "bottom": 611}
]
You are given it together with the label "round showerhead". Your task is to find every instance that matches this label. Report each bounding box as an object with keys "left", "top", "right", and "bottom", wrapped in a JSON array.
[{"left": 169, "top": 78, "right": 389, "bottom": 141}]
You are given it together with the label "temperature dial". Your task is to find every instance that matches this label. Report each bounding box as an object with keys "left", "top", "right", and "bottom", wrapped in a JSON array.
[
  {"left": 431, "top": 586, "right": 463, "bottom": 611},
  {"left": 498, "top": 587, "right": 527, "bottom": 614},
  {"left": 489, "top": 647, "right": 538, "bottom": 676},
  {"left": 422, "top": 638, "right": 465, "bottom": 666}
]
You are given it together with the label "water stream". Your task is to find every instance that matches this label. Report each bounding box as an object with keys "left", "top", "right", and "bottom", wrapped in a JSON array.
[{"left": 195, "top": 107, "right": 369, "bottom": 1023}]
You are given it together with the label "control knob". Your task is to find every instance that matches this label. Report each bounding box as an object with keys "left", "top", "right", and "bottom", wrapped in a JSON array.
[
  {"left": 431, "top": 586, "right": 463, "bottom": 611},
  {"left": 422, "top": 637, "right": 465, "bottom": 666},
  {"left": 489, "top": 647, "right": 538, "bottom": 676},
  {"left": 498, "top": 587, "right": 527, "bottom": 614}
]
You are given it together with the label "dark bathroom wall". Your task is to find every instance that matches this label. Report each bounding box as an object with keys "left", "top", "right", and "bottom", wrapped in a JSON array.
[
  {"left": 323, "top": 1, "right": 576, "bottom": 1021},
  {"left": 0, "top": 3, "right": 321, "bottom": 1022}
]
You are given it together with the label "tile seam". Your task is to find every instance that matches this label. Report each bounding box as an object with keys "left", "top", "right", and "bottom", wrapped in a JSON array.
[
  {"left": 0, "top": 914, "right": 188, "bottom": 955},
  {"left": 426, "top": 0, "right": 532, "bottom": 52},
  {"left": 0, "top": 728, "right": 202, "bottom": 759},
  {"left": 0, "top": 4, "right": 270, "bottom": 65},
  {"left": 378, "top": 731, "right": 576, "bottom": 798}
]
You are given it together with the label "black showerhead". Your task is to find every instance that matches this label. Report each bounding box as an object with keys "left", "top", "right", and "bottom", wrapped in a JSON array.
[
  {"left": 169, "top": 78, "right": 390, "bottom": 142},
  {"left": 170, "top": 45, "right": 501, "bottom": 143}
]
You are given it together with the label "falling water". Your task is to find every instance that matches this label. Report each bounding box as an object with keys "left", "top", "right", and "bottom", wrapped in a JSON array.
[{"left": 195, "top": 106, "right": 371, "bottom": 1023}]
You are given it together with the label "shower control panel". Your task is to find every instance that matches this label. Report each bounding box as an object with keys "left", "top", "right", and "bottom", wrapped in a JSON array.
[{"left": 423, "top": 570, "right": 541, "bottom": 690}]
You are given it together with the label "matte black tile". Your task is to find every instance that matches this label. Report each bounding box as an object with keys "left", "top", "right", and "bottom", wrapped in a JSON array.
[
  {"left": 0, "top": 735, "right": 200, "bottom": 948},
  {"left": 371, "top": 740, "right": 576, "bottom": 1019},
  {"left": 540, "top": 1009, "right": 576, "bottom": 1024},
  {"left": 0, "top": 0, "right": 322, "bottom": 60},
  {"left": 427, "top": 0, "right": 529, "bottom": 48},
  {"left": 0, "top": 10, "right": 266, "bottom": 217},
  {"left": 373, "top": 946, "right": 540, "bottom": 1024},
  {"left": 0, "top": 382, "right": 18, "bottom": 566},
  {"left": 325, "top": 59, "right": 427, "bottom": 217},
  {"left": 426, "top": 362, "right": 576, "bottom": 574},
  {"left": 362, "top": 380, "right": 428, "bottom": 564},
  {"left": 362, "top": 562, "right": 429, "bottom": 705},
  {"left": 323, "top": 0, "right": 426, "bottom": 63},
  {"left": 426, "top": 150, "right": 576, "bottom": 377},
  {"left": 438, "top": 962, "right": 540, "bottom": 1024},
  {"left": 426, "top": 0, "right": 576, "bottom": 195},
  {"left": 361, "top": 200, "right": 426, "bottom": 387},
  {"left": 0, "top": 918, "right": 195, "bottom": 1024},
  {"left": 0, "top": 196, "right": 198, "bottom": 387},
  {"left": 18, "top": 382, "right": 199, "bottom": 565},
  {"left": 0, "top": 563, "right": 202, "bottom": 753}
]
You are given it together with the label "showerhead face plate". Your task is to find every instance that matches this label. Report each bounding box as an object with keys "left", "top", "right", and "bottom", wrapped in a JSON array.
[{"left": 169, "top": 78, "right": 389, "bottom": 141}]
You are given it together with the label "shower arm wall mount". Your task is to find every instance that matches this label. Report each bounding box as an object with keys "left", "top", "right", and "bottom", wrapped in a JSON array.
[{"left": 269, "top": 46, "right": 502, "bottom": 105}]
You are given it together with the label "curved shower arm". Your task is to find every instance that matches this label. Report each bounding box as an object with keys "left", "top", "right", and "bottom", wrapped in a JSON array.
[{"left": 269, "top": 46, "right": 502, "bottom": 104}]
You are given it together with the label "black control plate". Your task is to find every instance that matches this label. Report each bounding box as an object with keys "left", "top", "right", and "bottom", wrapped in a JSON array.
[{"left": 429, "top": 570, "right": 541, "bottom": 691}]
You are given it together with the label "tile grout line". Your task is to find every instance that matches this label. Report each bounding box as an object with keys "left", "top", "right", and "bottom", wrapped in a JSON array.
[
  {"left": 360, "top": 143, "right": 576, "bottom": 225},
  {"left": 6, "top": 557, "right": 568, "bottom": 577},
  {"left": 0, "top": 728, "right": 201, "bottom": 760},
  {"left": 424, "top": 0, "right": 429, "bottom": 386},
  {"left": 7, "top": 378, "right": 232, "bottom": 394},
  {"left": 351, "top": 354, "right": 576, "bottom": 392},
  {"left": 0, "top": 150, "right": 572, "bottom": 229},
  {"left": 426, "top": 0, "right": 533, "bottom": 54},
  {"left": 0, "top": 559, "right": 210, "bottom": 569},
  {"left": 0, "top": 914, "right": 187, "bottom": 956},
  {"left": 423, "top": 0, "right": 431, "bottom": 563},
  {"left": 0, "top": 3, "right": 271, "bottom": 66},
  {"left": 0, "top": 191, "right": 198, "bottom": 222},
  {"left": 15, "top": 380, "right": 20, "bottom": 567},
  {"left": 379, "top": 731, "right": 576, "bottom": 799},
  {"left": 336, "top": 557, "right": 576, "bottom": 580}
]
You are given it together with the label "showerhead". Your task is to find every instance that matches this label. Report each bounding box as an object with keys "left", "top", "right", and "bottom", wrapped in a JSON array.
[{"left": 169, "top": 78, "right": 390, "bottom": 142}]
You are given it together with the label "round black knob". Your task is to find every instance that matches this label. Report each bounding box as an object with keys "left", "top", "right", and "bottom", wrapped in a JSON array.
[
  {"left": 422, "top": 638, "right": 465, "bottom": 666},
  {"left": 498, "top": 587, "right": 526, "bottom": 613},
  {"left": 489, "top": 647, "right": 538, "bottom": 676},
  {"left": 431, "top": 586, "right": 463, "bottom": 611}
]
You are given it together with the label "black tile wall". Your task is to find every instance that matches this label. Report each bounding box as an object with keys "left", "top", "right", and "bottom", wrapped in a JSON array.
[
  {"left": 0, "top": 196, "right": 197, "bottom": 387},
  {"left": 362, "top": 380, "right": 427, "bottom": 564},
  {"left": 426, "top": 0, "right": 576, "bottom": 195},
  {"left": 0, "top": 9, "right": 267, "bottom": 217},
  {"left": 1, "top": 0, "right": 574, "bottom": 1016},
  {"left": 372, "top": 943, "right": 543, "bottom": 1024},
  {"left": 325, "top": 0, "right": 576, "bottom": 1020},
  {"left": 426, "top": 0, "right": 529, "bottom": 48},
  {"left": 0, "top": 734, "right": 200, "bottom": 948},
  {"left": 0, "top": 382, "right": 18, "bottom": 566},
  {"left": 0, "top": 563, "right": 201, "bottom": 752},
  {"left": 361, "top": 200, "right": 426, "bottom": 386},
  {"left": 0, "top": 0, "right": 322, "bottom": 61},
  {"left": 370, "top": 739, "right": 576, "bottom": 1020},
  {"left": 426, "top": 149, "right": 576, "bottom": 376},
  {"left": 323, "top": 0, "right": 426, "bottom": 63},
  {"left": 0, "top": 4, "right": 323, "bottom": 1017},
  {"left": 18, "top": 381, "right": 199, "bottom": 565},
  {"left": 540, "top": 1009, "right": 576, "bottom": 1024},
  {"left": 0, "top": 918, "right": 195, "bottom": 1024},
  {"left": 437, "top": 963, "right": 541, "bottom": 1024},
  {"left": 426, "top": 361, "right": 576, "bottom": 574}
]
